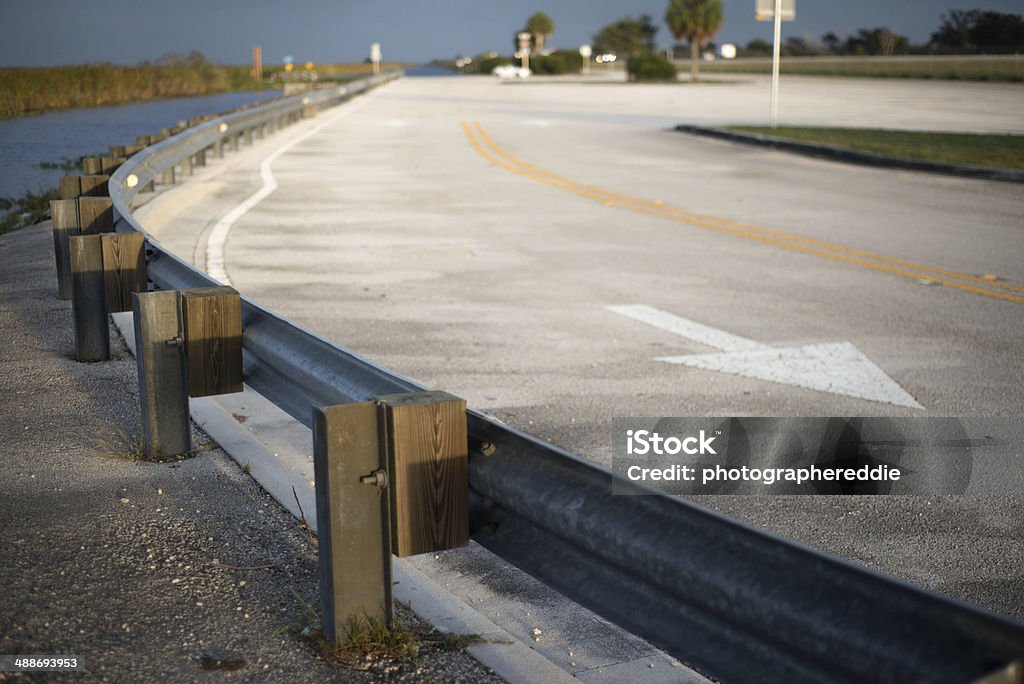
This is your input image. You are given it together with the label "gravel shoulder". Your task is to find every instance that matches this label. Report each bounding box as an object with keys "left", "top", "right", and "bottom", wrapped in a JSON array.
[{"left": 0, "top": 221, "right": 503, "bottom": 682}]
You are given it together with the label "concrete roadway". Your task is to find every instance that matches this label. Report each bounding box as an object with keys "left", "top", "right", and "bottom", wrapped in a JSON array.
[{"left": 141, "top": 74, "right": 1024, "bottom": 635}]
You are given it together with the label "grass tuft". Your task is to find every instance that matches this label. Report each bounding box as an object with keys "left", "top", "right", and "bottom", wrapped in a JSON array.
[{"left": 94, "top": 429, "right": 148, "bottom": 462}]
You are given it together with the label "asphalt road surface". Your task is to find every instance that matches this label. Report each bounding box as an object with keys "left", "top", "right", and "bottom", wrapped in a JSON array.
[{"left": 141, "top": 74, "right": 1024, "bottom": 622}]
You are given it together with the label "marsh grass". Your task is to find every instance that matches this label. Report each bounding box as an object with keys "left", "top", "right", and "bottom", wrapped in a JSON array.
[{"left": 0, "top": 61, "right": 261, "bottom": 118}]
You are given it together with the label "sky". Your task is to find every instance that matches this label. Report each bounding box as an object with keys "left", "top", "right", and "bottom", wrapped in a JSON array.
[{"left": 1, "top": 0, "right": 1021, "bottom": 67}]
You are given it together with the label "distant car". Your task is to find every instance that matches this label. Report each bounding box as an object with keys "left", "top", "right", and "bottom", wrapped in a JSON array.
[{"left": 492, "top": 64, "right": 532, "bottom": 79}]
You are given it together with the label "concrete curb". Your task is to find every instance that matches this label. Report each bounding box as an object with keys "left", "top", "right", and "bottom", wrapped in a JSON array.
[
  {"left": 110, "top": 312, "right": 579, "bottom": 684},
  {"left": 674, "top": 124, "right": 1024, "bottom": 184}
]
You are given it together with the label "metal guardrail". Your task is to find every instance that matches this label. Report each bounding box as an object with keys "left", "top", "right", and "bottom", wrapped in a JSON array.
[{"left": 108, "top": 74, "right": 1024, "bottom": 683}]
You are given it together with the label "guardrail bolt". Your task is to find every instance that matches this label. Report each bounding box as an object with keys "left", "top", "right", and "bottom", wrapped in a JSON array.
[{"left": 359, "top": 469, "right": 388, "bottom": 489}]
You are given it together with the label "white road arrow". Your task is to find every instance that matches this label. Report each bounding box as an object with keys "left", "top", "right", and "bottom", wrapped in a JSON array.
[{"left": 608, "top": 304, "right": 924, "bottom": 409}]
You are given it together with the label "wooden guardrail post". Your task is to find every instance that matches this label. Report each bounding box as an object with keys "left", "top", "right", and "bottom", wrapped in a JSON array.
[
  {"left": 245, "top": 127, "right": 255, "bottom": 145},
  {"left": 314, "top": 402, "right": 395, "bottom": 641},
  {"left": 178, "top": 286, "right": 243, "bottom": 397},
  {"left": 313, "top": 390, "right": 468, "bottom": 645},
  {"left": 60, "top": 175, "right": 108, "bottom": 200},
  {"left": 82, "top": 157, "right": 102, "bottom": 175},
  {"left": 101, "top": 233, "right": 146, "bottom": 313},
  {"left": 77, "top": 197, "right": 114, "bottom": 234},
  {"left": 68, "top": 235, "right": 109, "bottom": 362},
  {"left": 194, "top": 147, "right": 206, "bottom": 168},
  {"left": 160, "top": 164, "right": 175, "bottom": 185},
  {"left": 132, "top": 286, "right": 241, "bottom": 459},
  {"left": 230, "top": 133, "right": 240, "bottom": 152},
  {"left": 181, "top": 154, "right": 193, "bottom": 177},
  {"left": 100, "top": 156, "right": 124, "bottom": 175},
  {"left": 133, "top": 290, "right": 191, "bottom": 458},
  {"left": 50, "top": 199, "right": 79, "bottom": 300},
  {"left": 377, "top": 391, "right": 469, "bottom": 557}
]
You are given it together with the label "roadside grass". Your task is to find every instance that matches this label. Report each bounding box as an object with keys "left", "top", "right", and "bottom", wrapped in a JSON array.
[
  {"left": 700, "top": 55, "right": 1024, "bottom": 82},
  {"left": 723, "top": 126, "right": 1024, "bottom": 170},
  {"left": 0, "top": 188, "right": 60, "bottom": 235}
]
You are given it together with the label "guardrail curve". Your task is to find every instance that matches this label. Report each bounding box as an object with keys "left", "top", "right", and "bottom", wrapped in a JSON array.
[{"left": 107, "top": 72, "right": 1024, "bottom": 683}]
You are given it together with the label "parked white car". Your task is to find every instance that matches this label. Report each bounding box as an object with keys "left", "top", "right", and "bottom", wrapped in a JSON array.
[{"left": 492, "top": 64, "right": 532, "bottom": 79}]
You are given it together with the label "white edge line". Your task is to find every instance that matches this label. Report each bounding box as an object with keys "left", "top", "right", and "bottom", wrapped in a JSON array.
[{"left": 205, "top": 89, "right": 384, "bottom": 285}]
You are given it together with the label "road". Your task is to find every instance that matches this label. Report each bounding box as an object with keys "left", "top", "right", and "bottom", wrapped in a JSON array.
[{"left": 139, "top": 73, "right": 1024, "bottom": 628}]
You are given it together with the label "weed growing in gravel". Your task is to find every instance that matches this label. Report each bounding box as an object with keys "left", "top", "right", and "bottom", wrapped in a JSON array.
[{"left": 94, "top": 429, "right": 148, "bottom": 461}]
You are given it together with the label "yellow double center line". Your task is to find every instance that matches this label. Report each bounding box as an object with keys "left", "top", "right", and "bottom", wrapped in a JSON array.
[{"left": 461, "top": 120, "right": 1024, "bottom": 305}]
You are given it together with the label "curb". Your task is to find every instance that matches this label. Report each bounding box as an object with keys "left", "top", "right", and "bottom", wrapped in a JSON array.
[{"left": 674, "top": 124, "right": 1024, "bottom": 184}]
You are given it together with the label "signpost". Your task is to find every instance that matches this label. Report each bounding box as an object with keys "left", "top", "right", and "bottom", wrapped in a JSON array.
[
  {"left": 370, "top": 43, "right": 381, "bottom": 75},
  {"left": 579, "top": 44, "right": 592, "bottom": 76},
  {"left": 755, "top": 0, "right": 796, "bottom": 128},
  {"left": 517, "top": 32, "right": 532, "bottom": 71}
]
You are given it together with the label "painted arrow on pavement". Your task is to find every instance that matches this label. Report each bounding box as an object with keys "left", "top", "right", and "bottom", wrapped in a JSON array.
[{"left": 608, "top": 304, "right": 924, "bottom": 409}]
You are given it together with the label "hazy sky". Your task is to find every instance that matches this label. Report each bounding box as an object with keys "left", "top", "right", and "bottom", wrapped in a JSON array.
[{"left": 1, "top": 1, "right": 1020, "bottom": 66}]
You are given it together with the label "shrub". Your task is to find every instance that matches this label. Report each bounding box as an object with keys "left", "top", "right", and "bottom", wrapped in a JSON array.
[
  {"left": 476, "top": 56, "right": 516, "bottom": 74},
  {"left": 627, "top": 53, "right": 678, "bottom": 82}
]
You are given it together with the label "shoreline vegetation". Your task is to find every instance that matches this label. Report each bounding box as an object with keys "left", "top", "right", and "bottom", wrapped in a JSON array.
[
  {"left": 0, "top": 52, "right": 265, "bottom": 118},
  {"left": 0, "top": 52, "right": 408, "bottom": 119}
]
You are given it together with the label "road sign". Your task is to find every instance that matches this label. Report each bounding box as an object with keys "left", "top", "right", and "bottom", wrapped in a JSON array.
[
  {"left": 370, "top": 43, "right": 381, "bottom": 75},
  {"left": 579, "top": 44, "right": 592, "bottom": 58},
  {"left": 756, "top": 0, "right": 795, "bottom": 21}
]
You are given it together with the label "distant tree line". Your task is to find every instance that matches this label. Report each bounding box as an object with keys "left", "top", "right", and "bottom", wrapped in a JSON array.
[{"left": 740, "top": 9, "right": 1023, "bottom": 58}]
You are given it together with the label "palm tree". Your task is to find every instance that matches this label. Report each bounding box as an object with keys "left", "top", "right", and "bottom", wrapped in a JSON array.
[
  {"left": 665, "top": 0, "right": 724, "bottom": 82},
  {"left": 526, "top": 12, "right": 555, "bottom": 53}
]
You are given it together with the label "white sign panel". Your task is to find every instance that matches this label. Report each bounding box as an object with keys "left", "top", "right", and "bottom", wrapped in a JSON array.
[
  {"left": 756, "top": 0, "right": 795, "bottom": 21},
  {"left": 370, "top": 43, "right": 381, "bottom": 62}
]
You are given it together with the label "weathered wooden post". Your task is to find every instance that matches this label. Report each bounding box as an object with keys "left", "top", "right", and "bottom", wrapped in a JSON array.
[
  {"left": 68, "top": 235, "right": 109, "bottom": 362},
  {"left": 133, "top": 286, "right": 242, "bottom": 459},
  {"left": 314, "top": 402, "right": 395, "bottom": 641},
  {"left": 100, "top": 233, "right": 146, "bottom": 313},
  {"left": 181, "top": 154, "right": 193, "bottom": 177},
  {"left": 160, "top": 164, "right": 176, "bottom": 185},
  {"left": 378, "top": 391, "right": 469, "bottom": 557},
  {"left": 313, "top": 390, "right": 468, "bottom": 644},
  {"left": 77, "top": 197, "right": 114, "bottom": 234},
  {"left": 245, "top": 127, "right": 255, "bottom": 145},
  {"left": 194, "top": 147, "right": 207, "bottom": 168},
  {"left": 178, "top": 286, "right": 243, "bottom": 397},
  {"left": 59, "top": 174, "right": 108, "bottom": 200},
  {"left": 50, "top": 199, "right": 79, "bottom": 299},
  {"left": 133, "top": 291, "right": 191, "bottom": 458},
  {"left": 100, "top": 156, "right": 124, "bottom": 175},
  {"left": 82, "top": 157, "right": 103, "bottom": 175}
]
